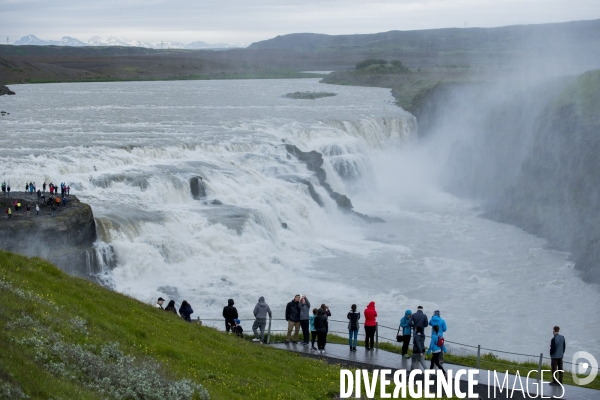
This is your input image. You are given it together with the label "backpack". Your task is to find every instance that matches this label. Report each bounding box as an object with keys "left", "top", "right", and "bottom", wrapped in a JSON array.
[{"left": 437, "top": 335, "right": 444, "bottom": 348}]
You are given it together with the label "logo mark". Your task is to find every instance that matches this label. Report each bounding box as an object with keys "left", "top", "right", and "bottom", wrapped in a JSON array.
[{"left": 571, "top": 351, "right": 598, "bottom": 386}]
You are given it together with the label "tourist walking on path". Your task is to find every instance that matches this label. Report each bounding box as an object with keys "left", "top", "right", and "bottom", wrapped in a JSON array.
[
  {"left": 299, "top": 295, "right": 311, "bottom": 346},
  {"left": 550, "top": 326, "right": 566, "bottom": 386},
  {"left": 179, "top": 301, "right": 193, "bottom": 322},
  {"left": 364, "top": 301, "right": 377, "bottom": 351},
  {"left": 223, "top": 299, "right": 238, "bottom": 333},
  {"left": 410, "top": 327, "right": 428, "bottom": 372},
  {"left": 309, "top": 308, "right": 318, "bottom": 350},
  {"left": 26, "top": 204, "right": 31, "bottom": 217},
  {"left": 6, "top": 207, "right": 11, "bottom": 219},
  {"left": 285, "top": 294, "right": 301, "bottom": 344},
  {"left": 252, "top": 296, "right": 272, "bottom": 343},
  {"left": 35, "top": 204, "right": 39, "bottom": 216},
  {"left": 155, "top": 297, "right": 165, "bottom": 309},
  {"left": 409, "top": 306, "right": 428, "bottom": 332},
  {"left": 314, "top": 308, "right": 329, "bottom": 353},
  {"left": 165, "top": 300, "right": 177, "bottom": 314},
  {"left": 51, "top": 203, "right": 57, "bottom": 216},
  {"left": 427, "top": 325, "right": 447, "bottom": 376},
  {"left": 400, "top": 310, "right": 413, "bottom": 358},
  {"left": 347, "top": 304, "right": 360, "bottom": 351}
]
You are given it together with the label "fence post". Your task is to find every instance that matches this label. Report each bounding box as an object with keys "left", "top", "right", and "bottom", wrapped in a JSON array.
[
  {"left": 266, "top": 316, "right": 272, "bottom": 344},
  {"left": 537, "top": 353, "right": 543, "bottom": 384},
  {"left": 476, "top": 345, "right": 481, "bottom": 368},
  {"left": 375, "top": 323, "right": 379, "bottom": 350}
]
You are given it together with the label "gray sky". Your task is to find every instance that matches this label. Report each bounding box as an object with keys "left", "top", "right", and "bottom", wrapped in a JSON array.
[{"left": 2, "top": 0, "right": 599, "bottom": 45}]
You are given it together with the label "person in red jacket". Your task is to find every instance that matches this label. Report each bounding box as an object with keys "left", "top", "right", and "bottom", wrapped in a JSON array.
[{"left": 364, "top": 301, "right": 377, "bottom": 351}]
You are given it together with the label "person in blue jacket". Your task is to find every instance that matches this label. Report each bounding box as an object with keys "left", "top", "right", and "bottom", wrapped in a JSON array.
[
  {"left": 427, "top": 325, "right": 447, "bottom": 376},
  {"left": 400, "top": 310, "right": 412, "bottom": 358},
  {"left": 429, "top": 310, "right": 447, "bottom": 335}
]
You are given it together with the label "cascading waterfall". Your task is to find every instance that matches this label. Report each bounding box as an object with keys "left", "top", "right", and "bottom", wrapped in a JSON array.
[{"left": 2, "top": 79, "right": 598, "bottom": 361}]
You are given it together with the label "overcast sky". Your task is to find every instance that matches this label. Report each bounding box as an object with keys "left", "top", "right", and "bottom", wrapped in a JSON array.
[{"left": 2, "top": 0, "right": 599, "bottom": 45}]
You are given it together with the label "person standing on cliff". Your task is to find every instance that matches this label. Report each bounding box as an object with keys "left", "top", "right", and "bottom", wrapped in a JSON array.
[
  {"left": 550, "top": 326, "right": 566, "bottom": 386},
  {"left": 252, "top": 296, "right": 272, "bottom": 343},
  {"left": 6, "top": 207, "right": 11, "bottom": 219},
  {"left": 35, "top": 204, "right": 39, "bottom": 216},
  {"left": 285, "top": 294, "right": 301, "bottom": 344},
  {"left": 364, "top": 301, "right": 377, "bottom": 351},
  {"left": 6, "top": 184, "right": 10, "bottom": 197},
  {"left": 409, "top": 306, "right": 429, "bottom": 333},
  {"left": 26, "top": 204, "right": 31, "bottom": 217},
  {"left": 43, "top": 182, "right": 46, "bottom": 193},
  {"left": 51, "top": 202, "right": 57, "bottom": 217},
  {"left": 299, "top": 295, "right": 311, "bottom": 346},
  {"left": 222, "top": 299, "right": 238, "bottom": 333}
]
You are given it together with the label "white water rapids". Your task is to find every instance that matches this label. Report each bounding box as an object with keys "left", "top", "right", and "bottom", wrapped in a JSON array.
[{"left": 1, "top": 79, "right": 598, "bottom": 363}]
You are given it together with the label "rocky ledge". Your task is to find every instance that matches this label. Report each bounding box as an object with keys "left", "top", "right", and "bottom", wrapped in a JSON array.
[
  {"left": 0, "top": 83, "right": 16, "bottom": 96},
  {"left": 0, "top": 192, "right": 98, "bottom": 278}
]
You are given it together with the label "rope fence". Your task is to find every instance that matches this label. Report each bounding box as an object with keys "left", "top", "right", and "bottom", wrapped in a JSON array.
[{"left": 199, "top": 315, "right": 578, "bottom": 370}]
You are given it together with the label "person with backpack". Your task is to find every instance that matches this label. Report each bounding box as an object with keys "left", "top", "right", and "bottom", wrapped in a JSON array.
[
  {"left": 314, "top": 308, "right": 329, "bottom": 353},
  {"left": 550, "top": 326, "right": 566, "bottom": 386},
  {"left": 400, "top": 310, "right": 413, "bottom": 358},
  {"left": 179, "top": 300, "right": 193, "bottom": 322},
  {"left": 347, "top": 304, "right": 360, "bottom": 351},
  {"left": 427, "top": 325, "right": 447, "bottom": 376},
  {"left": 252, "top": 296, "right": 272, "bottom": 343},
  {"left": 309, "top": 308, "right": 318, "bottom": 351},
  {"left": 364, "top": 301, "right": 377, "bottom": 351},
  {"left": 223, "top": 299, "right": 238, "bottom": 333}
]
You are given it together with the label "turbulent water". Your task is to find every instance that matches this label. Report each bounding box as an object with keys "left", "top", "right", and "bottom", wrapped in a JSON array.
[{"left": 1, "top": 79, "right": 598, "bottom": 363}]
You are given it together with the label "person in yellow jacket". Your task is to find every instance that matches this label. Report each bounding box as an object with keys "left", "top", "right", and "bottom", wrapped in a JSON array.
[{"left": 7, "top": 207, "right": 12, "bottom": 218}]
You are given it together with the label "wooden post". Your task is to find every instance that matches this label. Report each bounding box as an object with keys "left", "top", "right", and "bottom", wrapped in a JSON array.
[{"left": 476, "top": 345, "right": 481, "bottom": 368}]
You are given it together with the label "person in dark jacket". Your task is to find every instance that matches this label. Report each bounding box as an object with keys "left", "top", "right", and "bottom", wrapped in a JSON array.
[
  {"left": 347, "top": 304, "right": 360, "bottom": 351},
  {"left": 550, "top": 326, "right": 566, "bottom": 386},
  {"left": 223, "top": 299, "right": 238, "bottom": 333},
  {"left": 314, "top": 308, "right": 329, "bottom": 353},
  {"left": 409, "top": 306, "right": 428, "bottom": 332},
  {"left": 285, "top": 294, "right": 301, "bottom": 344},
  {"left": 179, "top": 300, "right": 193, "bottom": 322},
  {"left": 252, "top": 296, "right": 272, "bottom": 342},
  {"left": 165, "top": 300, "right": 178, "bottom": 314},
  {"left": 400, "top": 310, "right": 412, "bottom": 358},
  {"left": 364, "top": 301, "right": 377, "bottom": 351},
  {"left": 299, "top": 295, "right": 311, "bottom": 346},
  {"left": 410, "top": 326, "right": 428, "bottom": 372}
]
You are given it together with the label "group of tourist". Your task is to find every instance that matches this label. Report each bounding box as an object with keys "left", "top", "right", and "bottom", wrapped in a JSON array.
[
  {"left": 2, "top": 181, "right": 72, "bottom": 219},
  {"left": 154, "top": 296, "right": 567, "bottom": 386}
]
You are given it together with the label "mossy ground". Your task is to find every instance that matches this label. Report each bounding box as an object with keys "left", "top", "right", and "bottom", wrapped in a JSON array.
[{"left": 0, "top": 251, "right": 345, "bottom": 399}]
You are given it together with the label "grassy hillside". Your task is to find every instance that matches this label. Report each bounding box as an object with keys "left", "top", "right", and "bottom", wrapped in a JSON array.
[{"left": 0, "top": 250, "right": 344, "bottom": 399}]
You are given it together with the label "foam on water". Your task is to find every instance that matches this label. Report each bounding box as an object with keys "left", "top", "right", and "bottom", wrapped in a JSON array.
[{"left": 0, "top": 79, "right": 598, "bottom": 362}]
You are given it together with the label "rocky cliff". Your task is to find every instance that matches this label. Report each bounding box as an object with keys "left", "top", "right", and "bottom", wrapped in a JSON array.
[
  {"left": 0, "top": 83, "right": 15, "bottom": 96},
  {"left": 0, "top": 193, "right": 99, "bottom": 278},
  {"left": 412, "top": 70, "right": 600, "bottom": 283}
]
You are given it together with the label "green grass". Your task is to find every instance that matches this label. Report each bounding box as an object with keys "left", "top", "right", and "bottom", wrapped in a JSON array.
[{"left": 0, "top": 250, "right": 346, "bottom": 399}]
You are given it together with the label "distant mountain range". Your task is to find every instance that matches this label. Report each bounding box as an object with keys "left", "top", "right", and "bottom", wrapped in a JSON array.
[{"left": 11, "top": 34, "right": 246, "bottom": 49}]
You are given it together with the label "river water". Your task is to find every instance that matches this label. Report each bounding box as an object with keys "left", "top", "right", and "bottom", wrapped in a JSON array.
[{"left": 1, "top": 79, "right": 598, "bottom": 363}]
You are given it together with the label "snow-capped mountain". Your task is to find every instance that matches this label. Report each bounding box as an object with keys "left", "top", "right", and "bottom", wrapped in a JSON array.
[
  {"left": 12, "top": 35, "right": 88, "bottom": 46},
  {"left": 12, "top": 34, "right": 245, "bottom": 49}
]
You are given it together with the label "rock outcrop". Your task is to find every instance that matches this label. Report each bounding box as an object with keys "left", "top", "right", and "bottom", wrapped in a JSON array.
[
  {"left": 190, "top": 176, "right": 207, "bottom": 199},
  {"left": 0, "top": 192, "right": 99, "bottom": 278},
  {"left": 285, "top": 144, "right": 383, "bottom": 222},
  {"left": 0, "top": 83, "right": 16, "bottom": 96}
]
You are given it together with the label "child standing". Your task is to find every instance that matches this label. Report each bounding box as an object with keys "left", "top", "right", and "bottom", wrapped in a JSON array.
[{"left": 309, "top": 308, "right": 318, "bottom": 351}]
